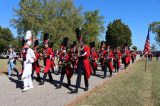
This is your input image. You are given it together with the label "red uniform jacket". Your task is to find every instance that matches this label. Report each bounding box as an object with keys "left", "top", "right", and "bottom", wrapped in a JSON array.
[
  {"left": 42, "top": 48, "right": 53, "bottom": 73},
  {"left": 51, "top": 48, "right": 55, "bottom": 69},
  {"left": 103, "top": 50, "right": 114, "bottom": 71},
  {"left": 90, "top": 51, "right": 98, "bottom": 69},
  {"left": 99, "top": 49, "right": 106, "bottom": 67},
  {"left": 113, "top": 51, "right": 122, "bottom": 68},
  {"left": 33, "top": 52, "right": 41, "bottom": 74},
  {"left": 59, "top": 53, "right": 73, "bottom": 79},
  {"left": 82, "top": 45, "right": 92, "bottom": 80}
]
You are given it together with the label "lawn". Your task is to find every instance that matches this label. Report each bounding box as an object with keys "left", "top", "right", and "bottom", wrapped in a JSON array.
[
  {"left": 0, "top": 59, "right": 44, "bottom": 75},
  {"left": 0, "top": 59, "right": 22, "bottom": 74},
  {"left": 68, "top": 58, "right": 160, "bottom": 106}
]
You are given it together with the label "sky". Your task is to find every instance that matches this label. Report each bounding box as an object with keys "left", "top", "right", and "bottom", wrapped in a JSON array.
[{"left": 0, "top": 0, "right": 160, "bottom": 50}]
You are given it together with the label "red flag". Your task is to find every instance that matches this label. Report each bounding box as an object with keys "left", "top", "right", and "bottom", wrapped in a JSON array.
[{"left": 143, "top": 28, "right": 151, "bottom": 54}]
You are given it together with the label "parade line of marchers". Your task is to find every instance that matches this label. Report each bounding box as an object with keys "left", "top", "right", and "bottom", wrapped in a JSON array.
[{"left": 7, "top": 28, "right": 140, "bottom": 93}]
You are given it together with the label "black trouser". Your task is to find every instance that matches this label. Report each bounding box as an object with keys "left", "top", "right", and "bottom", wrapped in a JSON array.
[
  {"left": 31, "top": 70, "right": 41, "bottom": 81},
  {"left": 104, "top": 62, "right": 108, "bottom": 77},
  {"left": 90, "top": 61, "right": 96, "bottom": 75},
  {"left": 42, "top": 70, "right": 53, "bottom": 82},
  {"left": 113, "top": 60, "right": 119, "bottom": 72},
  {"left": 75, "top": 62, "right": 88, "bottom": 90},
  {"left": 59, "top": 67, "right": 71, "bottom": 86},
  {"left": 104, "top": 62, "right": 112, "bottom": 77},
  {"left": 131, "top": 56, "right": 134, "bottom": 63},
  {"left": 122, "top": 57, "right": 127, "bottom": 69}
]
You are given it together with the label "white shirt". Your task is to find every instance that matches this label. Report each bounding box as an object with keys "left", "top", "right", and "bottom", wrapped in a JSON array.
[
  {"left": 22, "top": 48, "right": 35, "bottom": 79},
  {"left": 8, "top": 51, "right": 16, "bottom": 62}
]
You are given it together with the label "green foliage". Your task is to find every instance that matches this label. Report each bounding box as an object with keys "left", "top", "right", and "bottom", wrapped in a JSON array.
[
  {"left": 132, "top": 46, "right": 137, "bottom": 51},
  {"left": 0, "top": 26, "right": 16, "bottom": 53},
  {"left": 105, "top": 19, "right": 132, "bottom": 49},
  {"left": 82, "top": 10, "right": 104, "bottom": 44},
  {"left": 11, "top": 0, "right": 104, "bottom": 49},
  {"left": 151, "top": 43, "right": 157, "bottom": 51},
  {"left": 150, "top": 22, "right": 160, "bottom": 46}
]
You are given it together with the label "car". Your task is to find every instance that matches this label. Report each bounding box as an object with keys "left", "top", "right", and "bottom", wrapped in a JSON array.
[{"left": 0, "top": 53, "right": 8, "bottom": 59}]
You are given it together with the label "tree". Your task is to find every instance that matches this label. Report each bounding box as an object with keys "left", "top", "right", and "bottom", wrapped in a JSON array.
[
  {"left": 82, "top": 10, "right": 104, "bottom": 44},
  {"left": 0, "top": 26, "right": 15, "bottom": 53},
  {"left": 150, "top": 22, "right": 160, "bottom": 46},
  {"left": 132, "top": 46, "right": 137, "bottom": 51},
  {"left": 151, "top": 43, "right": 157, "bottom": 51},
  {"left": 11, "top": 0, "right": 105, "bottom": 49},
  {"left": 11, "top": 0, "right": 84, "bottom": 49},
  {"left": 105, "top": 19, "right": 132, "bottom": 49},
  {"left": 11, "top": 0, "right": 42, "bottom": 36}
]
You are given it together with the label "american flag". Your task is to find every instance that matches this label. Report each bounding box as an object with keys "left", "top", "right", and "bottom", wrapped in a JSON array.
[{"left": 143, "top": 28, "right": 151, "bottom": 54}]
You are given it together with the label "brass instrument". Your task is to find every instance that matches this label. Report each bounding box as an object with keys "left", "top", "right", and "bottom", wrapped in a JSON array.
[
  {"left": 58, "top": 54, "right": 71, "bottom": 67},
  {"left": 104, "top": 52, "right": 111, "bottom": 62},
  {"left": 42, "top": 48, "right": 50, "bottom": 59},
  {"left": 114, "top": 52, "right": 119, "bottom": 60}
]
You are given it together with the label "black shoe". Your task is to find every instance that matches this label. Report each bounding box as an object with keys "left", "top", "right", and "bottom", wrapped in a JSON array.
[
  {"left": 18, "top": 74, "right": 21, "bottom": 80},
  {"left": 84, "top": 87, "right": 88, "bottom": 91},
  {"left": 39, "top": 81, "right": 44, "bottom": 85},
  {"left": 56, "top": 85, "right": 61, "bottom": 89},
  {"left": 109, "top": 75, "right": 112, "bottom": 77},
  {"left": 71, "top": 89, "right": 78, "bottom": 93},
  {"left": 103, "top": 76, "right": 106, "bottom": 79},
  {"left": 49, "top": 79, "right": 53, "bottom": 83},
  {"left": 36, "top": 77, "right": 41, "bottom": 82},
  {"left": 66, "top": 83, "right": 71, "bottom": 87}
]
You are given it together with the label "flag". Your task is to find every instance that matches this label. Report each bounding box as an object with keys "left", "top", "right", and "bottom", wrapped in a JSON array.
[{"left": 143, "top": 28, "right": 151, "bottom": 54}]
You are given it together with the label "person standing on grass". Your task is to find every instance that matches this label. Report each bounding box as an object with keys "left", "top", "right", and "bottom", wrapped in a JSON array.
[{"left": 7, "top": 46, "right": 19, "bottom": 78}]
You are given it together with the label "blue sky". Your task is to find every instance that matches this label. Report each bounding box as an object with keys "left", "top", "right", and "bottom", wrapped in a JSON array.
[{"left": 0, "top": 0, "right": 160, "bottom": 50}]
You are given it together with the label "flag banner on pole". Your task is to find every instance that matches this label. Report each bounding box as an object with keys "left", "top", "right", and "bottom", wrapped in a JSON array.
[{"left": 143, "top": 28, "right": 151, "bottom": 54}]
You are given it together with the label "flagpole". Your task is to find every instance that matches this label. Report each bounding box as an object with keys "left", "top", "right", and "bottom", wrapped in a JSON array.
[
  {"left": 143, "top": 27, "right": 150, "bottom": 72},
  {"left": 145, "top": 55, "right": 147, "bottom": 71}
]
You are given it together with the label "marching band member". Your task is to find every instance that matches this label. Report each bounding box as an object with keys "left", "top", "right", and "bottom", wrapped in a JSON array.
[
  {"left": 39, "top": 33, "right": 54, "bottom": 85},
  {"left": 69, "top": 41, "right": 78, "bottom": 72},
  {"left": 56, "top": 37, "right": 73, "bottom": 88},
  {"left": 22, "top": 30, "right": 36, "bottom": 92},
  {"left": 103, "top": 45, "right": 114, "bottom": 77},
  {"left": 98, "top": 41, "right": 106, "bottom": 72},
  {"left": 131, "top": 49, "right": 136, "bottom": 63},
  {"left": 71, "top": 28, "right": 92, "bottom": 93},
  {"left": 122, "top": 45, "right": 130, "bottom": 69},
  {"left": 32, "top": 39, "right": 41, "bottom": 82},
  {"left": 113, "top": 47, "right": 122, "bottom": 72},
  {"left": 89, "top": 41, "right": 98, "bottom": 75}
]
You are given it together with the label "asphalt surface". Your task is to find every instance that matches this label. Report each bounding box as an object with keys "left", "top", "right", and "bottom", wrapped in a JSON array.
[{"left": 0, "top": 56, "right": 140, "bottom": 106}]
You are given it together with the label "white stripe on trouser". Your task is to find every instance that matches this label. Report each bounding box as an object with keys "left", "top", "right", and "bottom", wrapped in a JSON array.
[{"left": 23, "top": 75, "right": 33, "bottom": 87}]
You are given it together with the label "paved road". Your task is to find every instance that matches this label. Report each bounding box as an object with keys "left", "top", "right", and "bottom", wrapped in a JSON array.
[{"left": 0, "top": 55, "right": 140, "bottom": 106}]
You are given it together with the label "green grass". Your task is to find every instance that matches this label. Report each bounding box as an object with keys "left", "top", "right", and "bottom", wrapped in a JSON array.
[
  {"left": 0, "top": 59, "right": 44, "bottom": 74},
  {"left": 0, "top": 59, "right": 21, "bottom": 74},
  {"left": 76, "top": 58, "right": 160, "bottom": 106}
]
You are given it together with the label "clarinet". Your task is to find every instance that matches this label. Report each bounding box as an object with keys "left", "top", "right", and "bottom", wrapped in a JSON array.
[
  {"left": 115, "top": 52, "right": 119, "bottom": 60},
  {"left": 43, "top": 48, "right": 50, "bottom": 59},
  {"left": 105, "top": 52, "right": 111, "bottom": 62}
]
